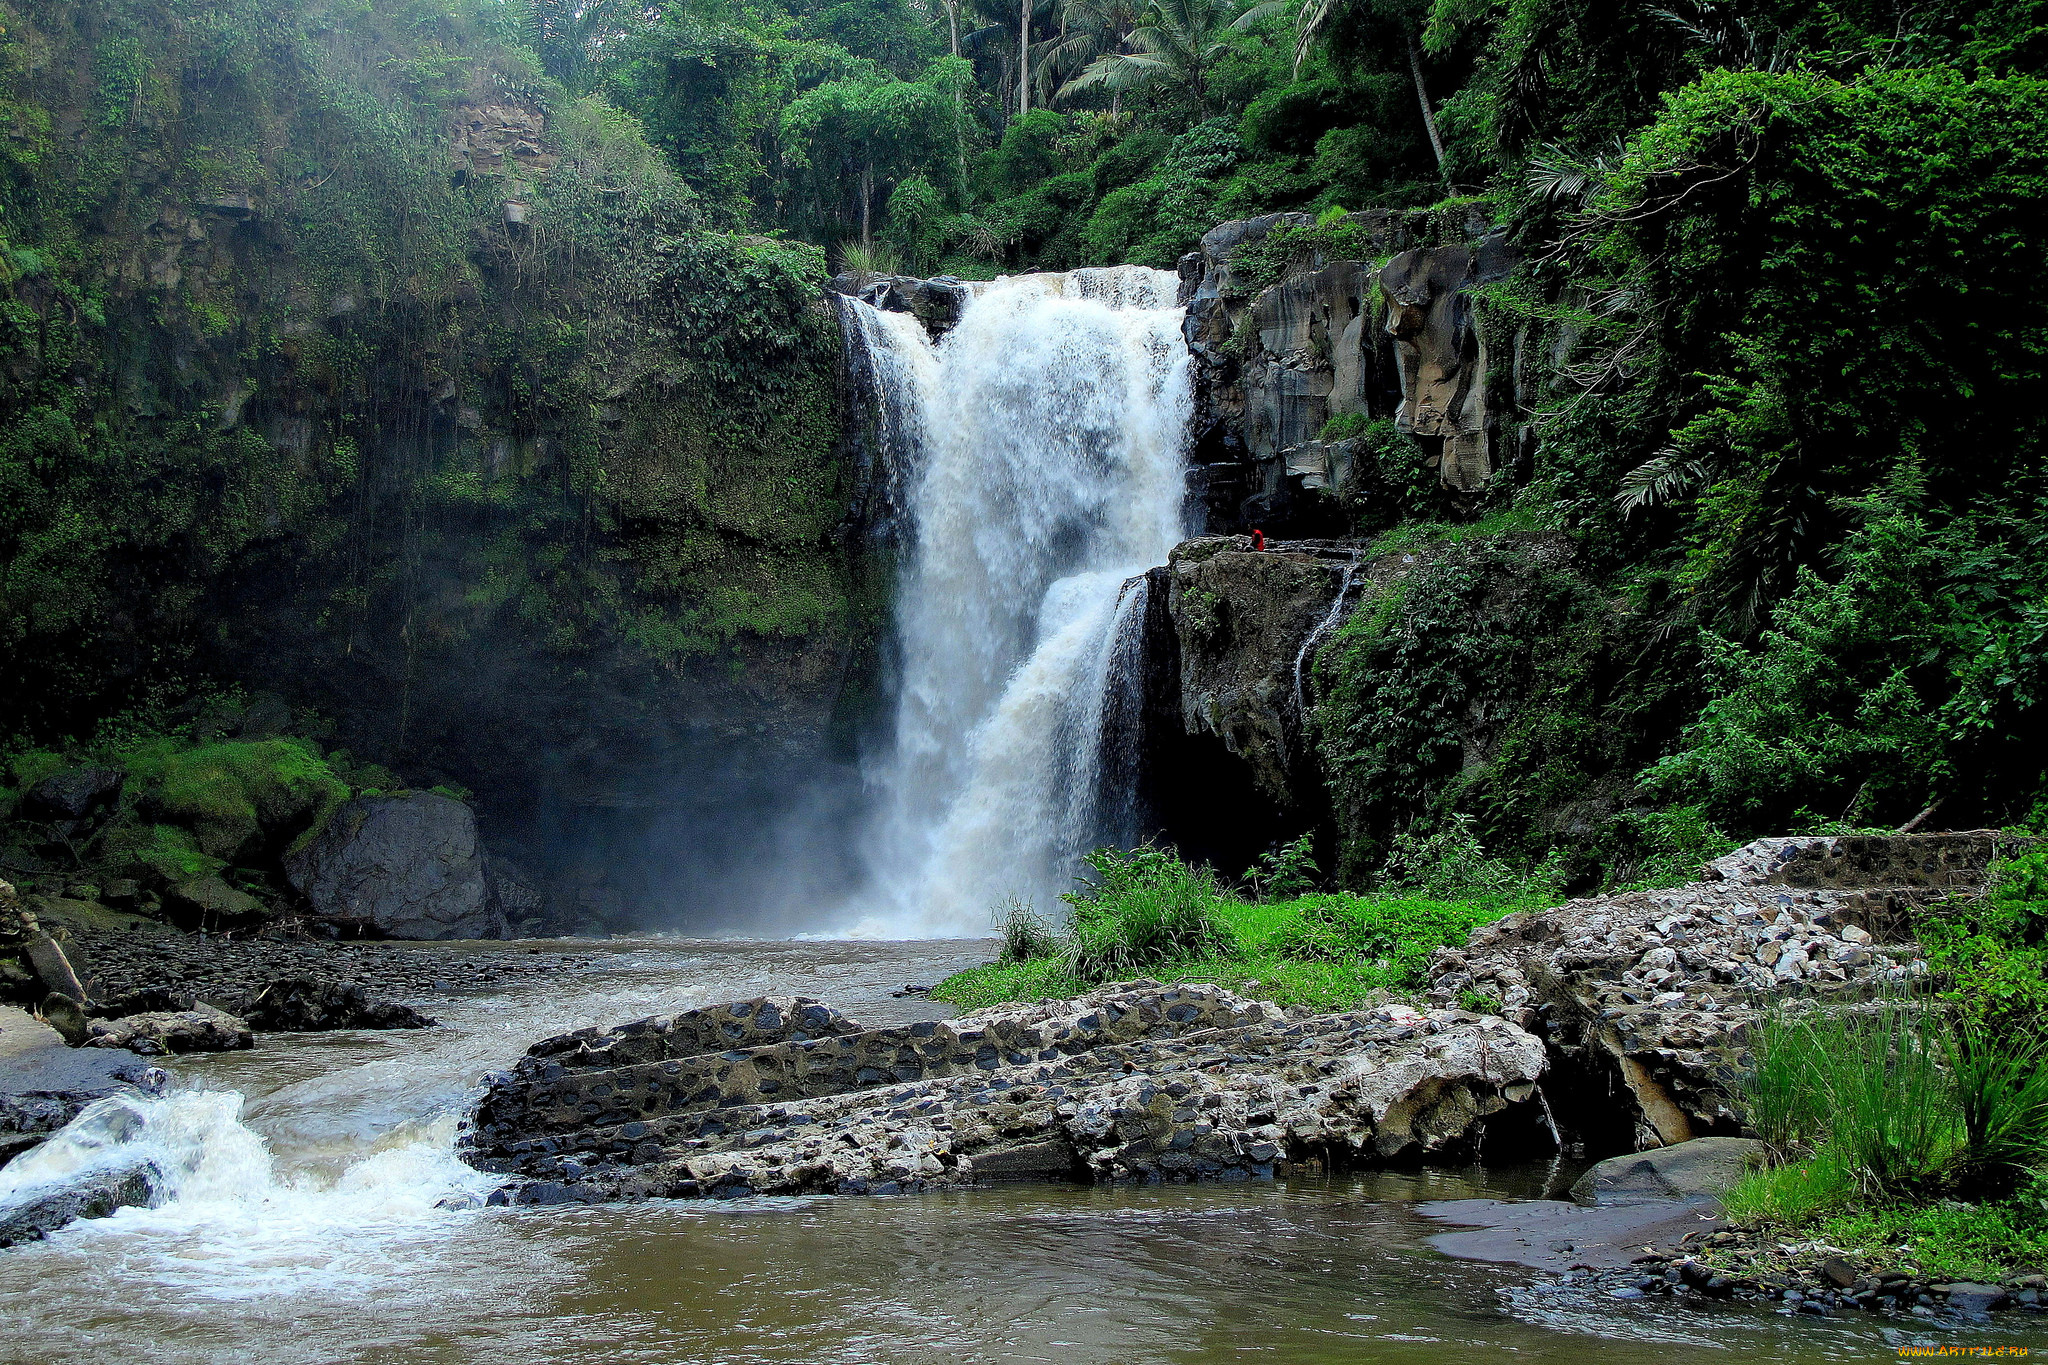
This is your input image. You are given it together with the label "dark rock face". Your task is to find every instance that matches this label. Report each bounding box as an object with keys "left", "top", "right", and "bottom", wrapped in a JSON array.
[
  {"left": 240, "top": 977, "right": 434, "bottom": 1032},
  {"left": 20, "top": 766, "right": 125, "bottom": 825},
  {"left": 1174, "top": 209, "right": 1520, "bottom": 531},
  {"left": 1158, "top": 535, "right": 1438, "bottom": 813},
  {"left": 1426, "top": 833, "right": 2004, "bottom": 1150},
  {"left": 285, "top": 792, "right": 503, "bottom": 940},
  {"left": 462, "top": 982, "right": 1548, "bottom": 1202},
  {"left": 1163, "top": 537, "right": 1364, "bottom": 805}
]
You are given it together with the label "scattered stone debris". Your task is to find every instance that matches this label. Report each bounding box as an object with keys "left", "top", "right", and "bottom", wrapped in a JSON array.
[
  {"left": 462, "top": 982, "right": 1549, "bottom": 1204},
  {"left": 1553, "top": 1225, "right": 2047, "bottom": 1321}
]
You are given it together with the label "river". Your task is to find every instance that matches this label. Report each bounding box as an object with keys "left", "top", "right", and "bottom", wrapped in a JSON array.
[{"left": 0, "top": 938, "right": 2005, "bottom": 1364}]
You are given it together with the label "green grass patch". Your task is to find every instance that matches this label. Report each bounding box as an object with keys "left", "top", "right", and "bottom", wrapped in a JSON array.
[{"left": 930, "top": 843, "right": 1550, "bottom": 1014}]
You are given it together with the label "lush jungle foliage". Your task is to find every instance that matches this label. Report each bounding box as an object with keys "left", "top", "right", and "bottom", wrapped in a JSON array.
[{"left": 1, "top": 0, "right": 2042, "bottom": 884}]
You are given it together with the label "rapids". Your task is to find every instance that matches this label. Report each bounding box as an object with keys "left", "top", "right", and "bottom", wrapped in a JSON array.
[{"left": 0, "top": 939, "right": 1974, "bottom": 1365}]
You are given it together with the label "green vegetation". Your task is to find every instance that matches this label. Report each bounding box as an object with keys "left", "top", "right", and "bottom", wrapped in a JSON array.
[
  {"left": 1720, "top": 846, "right": 2048, "bottom": 1273},
  {"left": 0, "top": 692, "right": 449, "bottom": 923},
  {"left": 933, "top": 834, "right": 1554, "bottom": 1012}
]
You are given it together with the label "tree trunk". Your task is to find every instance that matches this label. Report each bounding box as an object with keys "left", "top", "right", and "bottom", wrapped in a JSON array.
[
  {"left": 946, "top": 0, "right": 960, "bottom": 56},
  {"left": 1019, "top": 0, "right": 1031, "bottom": 116},
  {"left": 1406, "top": 35, "right": 1449, "bottom": 184},
  {"left": 861, "top": 159, "right": 873, "bottom": 247}
]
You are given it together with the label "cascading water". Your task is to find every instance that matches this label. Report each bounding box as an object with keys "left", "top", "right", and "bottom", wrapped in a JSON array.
[{"left": 843, "top": 267, "right": 1193, "bottom": 937}]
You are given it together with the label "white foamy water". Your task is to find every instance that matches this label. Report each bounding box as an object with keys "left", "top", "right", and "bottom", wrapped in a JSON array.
[{"left": 845, "top": 267, "right": 1192, "bottom": 936}]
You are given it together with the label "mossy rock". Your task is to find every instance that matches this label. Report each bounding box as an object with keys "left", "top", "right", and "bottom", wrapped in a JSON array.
[
  {"left": 162, "top": 877, "right": 270, "bottom": 930},
  {"left": 121, "top": 738, "right": 350, "bottom": 863}
]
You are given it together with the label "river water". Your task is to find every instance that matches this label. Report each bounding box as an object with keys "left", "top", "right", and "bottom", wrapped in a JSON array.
[{"left": 0, "top": 939, "right": 2008, "bottom": 1364}]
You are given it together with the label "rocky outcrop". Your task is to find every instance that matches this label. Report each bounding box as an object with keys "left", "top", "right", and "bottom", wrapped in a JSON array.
[
  {"left": 240, "top": 977, "right": 434, "bottom": 1031},
  {"left": 1165, "top": 537, "right": 1364, "bottom": 804},
  {"left": 285, "top": 792, "right": 503, "bottom": 940},
  {"left": 82, "top": 1004, "right": 252, "bottom": 1056},
  {"left": 826, "top": 273, "right": 972, "bottom": 338},
  {"left": 1380, "top": 238, "right": 1516, "bottom": 491},
  {"left": 1175, "top": 209, "right": 1520, "bottom": 530},
  {"left": 462, "top": 981, "right": 1548, "bottom": 1203},
  {"left": 1159, "top": 535, "right": 1440, "bottom": 811},
  {"left": 1425, "top": 833, "right": 2008, "bottom": 1151},
  {"left": 0, "top": 1161, "right": 158, "bottom": 1249}
]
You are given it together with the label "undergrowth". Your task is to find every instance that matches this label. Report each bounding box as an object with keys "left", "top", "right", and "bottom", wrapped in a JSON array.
[
  {"left": 1724, "top": 845, "right": 2048, "bottom": 1275},
  {"left": 932, "top": 835, "right": 1557, "bottom": 1013}
]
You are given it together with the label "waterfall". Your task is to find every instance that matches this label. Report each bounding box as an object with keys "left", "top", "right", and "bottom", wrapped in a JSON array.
[{"left": 842, "top": 267, "right": 1192, "bottom": 937}]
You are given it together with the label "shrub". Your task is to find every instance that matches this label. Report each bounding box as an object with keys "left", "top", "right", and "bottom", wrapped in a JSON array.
[
  {"left": 1378, "top": 812, "right": 1563, "bottom": 901},
  {"left": 1267, "top": 892, "right": 1510, "bottom": 981},
  {"left": 1921, "top": 843, "right": 2048, "bottom": 1022},
  {"left": 1244, "top": 833, "right": 1318, "bottom": 900},
  {"left": 1061, "top": 845, "right": 1231, "bottom": 981},
  {"left": 993, "top": 896, "right": 1062, "bottom": 963}
]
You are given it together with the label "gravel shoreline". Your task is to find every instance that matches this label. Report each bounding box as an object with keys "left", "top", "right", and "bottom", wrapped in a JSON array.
[{"left": 67, "top": 928, "right": 589, "bottom": 1006}]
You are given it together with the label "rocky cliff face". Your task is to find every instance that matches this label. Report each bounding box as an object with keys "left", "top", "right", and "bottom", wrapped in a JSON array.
[
  {"left": 0, "top": 1, "right": 869, "bottom": 927},
  {"left": 1176, "top": 209, "right": 1519, "bottom": 533}
]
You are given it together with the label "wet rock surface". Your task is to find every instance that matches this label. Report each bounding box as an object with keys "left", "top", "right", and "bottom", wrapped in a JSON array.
[
  {"left": 463, "top": 981, "right": 1549, "bottom": 1203},
  {"left": 285, "top": 792, "right": 504, "bottom": 941},
  {"left": 82, "top": 1004, "right": 253, "bottom": 1055},
  {"left": 0, "top": 1006, "right": 163, "bottom": 1170},
  {"left": 0, "top": 1161, "right": 158, "bottom": 1248},
  {"left": 1426, "top": 832, "right": 2004, "bottom": 1148}
]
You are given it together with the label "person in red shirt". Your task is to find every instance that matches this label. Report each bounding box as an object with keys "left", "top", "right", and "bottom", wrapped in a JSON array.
[{"left": 1251, "top": 528, "right": 1266, "bottom": 551}]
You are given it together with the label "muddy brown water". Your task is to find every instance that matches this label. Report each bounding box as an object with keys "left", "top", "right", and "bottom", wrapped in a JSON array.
[{"left": 0, "top": 939, "right": 2030, "bottom": 1363}]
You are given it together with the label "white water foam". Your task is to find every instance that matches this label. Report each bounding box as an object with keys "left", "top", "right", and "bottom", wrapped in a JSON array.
[
  {"left": 0, "top": 1089, "right": 495, "bottom": 1295},
  {"left": 843, "top": 267, "right": 1192, "bottom": 936}
]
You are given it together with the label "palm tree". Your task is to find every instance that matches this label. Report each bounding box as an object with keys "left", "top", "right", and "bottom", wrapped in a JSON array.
[
  {"left": 1058, "top": 0, "right": 1237, "bottom": 120},
  {"left": 1035, "top": 0, "right": 1146, "bottom": 108},
  {"left": 525, "top": 0, "right": 642, "bottom": 93},
  {"left": 1231, "top": 0, "right": 1449, "bottom": 180}
]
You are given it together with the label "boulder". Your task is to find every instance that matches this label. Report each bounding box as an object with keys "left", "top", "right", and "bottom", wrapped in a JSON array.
[
  {"left": 240, "top": 977, "right": 433, "bottom": 1031},
  {"left": 82, "top": 1004, "right": 252, "bottom": 1055},
  {"left": 0, "top": 1161, "right": 158, "bottom": 1248},
  {"left": 285, "top": 792, "right": 504, "bottom": 940},
  {"left": 463, "top": 981, "right": 1549, "bottom": 1202},
  {"left": 20, "top": 765, "right": 124, "bottom": 824},
  {"left": 1568, "top": 1136, "right": 1767, "bottom": 1205}
]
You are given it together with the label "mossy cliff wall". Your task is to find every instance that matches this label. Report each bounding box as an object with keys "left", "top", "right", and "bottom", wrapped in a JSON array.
[{"left": 0, "top": 0, "right": 865, "bottom": 915}]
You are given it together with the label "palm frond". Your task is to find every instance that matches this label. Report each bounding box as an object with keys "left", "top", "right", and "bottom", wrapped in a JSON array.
[{"left": 1615, "top": 448, "right": 1707, "bottom": 516}]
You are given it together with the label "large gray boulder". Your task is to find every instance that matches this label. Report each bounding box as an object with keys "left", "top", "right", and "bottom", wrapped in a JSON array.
[
  {"left": 285, "top": 792, "right": 504, "bottom": 940},
  {"left": 1569, "top": 1136, "right": 1766, "bottom": 1205}
]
